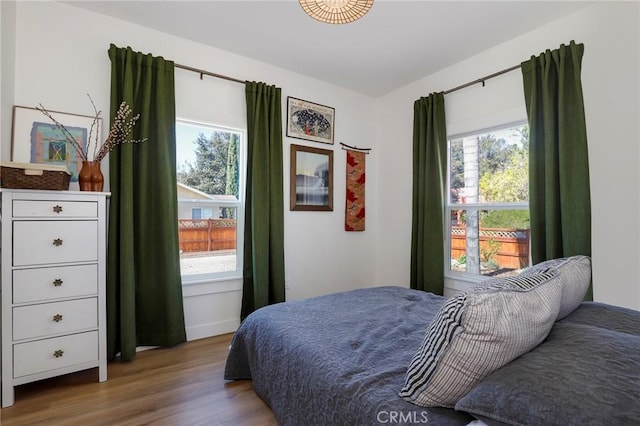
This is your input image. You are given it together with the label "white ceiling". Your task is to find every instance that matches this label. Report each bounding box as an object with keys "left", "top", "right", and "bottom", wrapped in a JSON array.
[{"left": 66, "top": 0, "right": 594, "bottom": 97}]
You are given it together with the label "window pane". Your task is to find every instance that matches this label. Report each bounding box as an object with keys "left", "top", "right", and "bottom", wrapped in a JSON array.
[
  {"left": 179, "top": 206, "right": 238, "bottom": 276},
  {"left": 176, "top": 121, "right": 241, "bottom": 279},
  {"left": 176, "top": 123, "right": 240, "bottom": 199},
  {"left": 202, "top": 208, "right": 214, "bottom": 220},
  {"left": 450, "top": 209, "right": 530, "bottom": 277},
  {"left": 450, "top": 126, "right": 529, "bottom": 204}
]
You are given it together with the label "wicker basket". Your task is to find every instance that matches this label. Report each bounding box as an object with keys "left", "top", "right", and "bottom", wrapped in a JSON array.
[{"left": 0, "top": 162, "right": 71, "bottom": 190}]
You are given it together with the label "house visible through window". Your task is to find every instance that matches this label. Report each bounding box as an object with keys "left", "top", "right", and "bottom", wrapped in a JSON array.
[
  {"left": 176, "top": 120, "right": 243, "bottom": 282},
  {"left": 447, "top": 123, "right": 530, "bottom": 278}
]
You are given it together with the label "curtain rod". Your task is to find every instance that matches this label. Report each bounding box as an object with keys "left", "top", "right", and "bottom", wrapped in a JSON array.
[
  {"left": 175, "top": 63, "right": 245, "bottom": 85},
  {"left": 340, "top": 142, "right": 371, "bottom": 153},
  {"left": 443, "top": 64, "right": 521, "bottom": 95},
  {"left": 176, "top": 60, "right": 520, "bottom": 95}
]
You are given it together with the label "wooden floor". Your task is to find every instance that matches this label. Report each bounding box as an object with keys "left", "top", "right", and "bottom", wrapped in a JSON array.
[{"left": 0, "top": 334, "right": 277, "bottom": 425}]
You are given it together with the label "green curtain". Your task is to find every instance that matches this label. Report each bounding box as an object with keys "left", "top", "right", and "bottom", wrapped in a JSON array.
[
  {"left": 410, "top": 93, "right": 447, "bottom": 294},
  {"left": 241, "top": 81, "right": 286, "bottom": 320},
  {"left": 107, "top": 44, "right": 186, "bottom": 361},
  {"left": 522, "top": 41, "right": 592, "bottom": 300}
]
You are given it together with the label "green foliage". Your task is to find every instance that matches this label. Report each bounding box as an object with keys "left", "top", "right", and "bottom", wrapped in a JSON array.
[
  {"left": 177, "top": 131, "right": 239, "bottom": 197},
  {"left": 481, "top": 239, "right": 501, "bottom": 265},
  {"left": 480, "top": 209, "right": 530, "bottom": 229},
  {"left": 479, "top": 144, "right": 528, "bottom": 202},
  {"left": 449, "top": 141, "right": 464, "bottom": 201},
  {"left": 479, "top": 134, "right": 519, "bottom": 175},
  {"left": 450, "top": 125, "right": 529, "bottom": 204},
  {"left": 225, "top": 133, "right": 239, "bottom": 197}
]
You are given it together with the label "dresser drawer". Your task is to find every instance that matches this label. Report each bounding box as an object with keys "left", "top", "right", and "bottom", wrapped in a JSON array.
[
  {"left": 13, "top": 298, "right": 97, "bottom": 340},
  {"left": 13, "top": 331, "right": 98, "bottom": 378},
  {"left": 13, "top": 200, "right": 98, "bottom": 218},
  {"left": 13, "top": 221, "right": 98, "bottom": 266},
  {"left": 13, "top": 265, "right": 98, "bottom": 304}
]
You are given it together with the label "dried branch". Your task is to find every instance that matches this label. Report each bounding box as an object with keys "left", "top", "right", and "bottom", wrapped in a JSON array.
[
  {"left": 37, "top": 97, "right": 147, "bottom": 163},
  {"left": 86, "top": 94, "right": 102, "bottom": 160},
  {"left": 36, "top": 104, "right": 88, "bottom": 161},
  {"left": 93, "top": 101, "right": 147, "bottom": 162}
]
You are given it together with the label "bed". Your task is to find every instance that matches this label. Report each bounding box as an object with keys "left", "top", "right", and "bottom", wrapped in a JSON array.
[{"left": 225, "top": 258, "right": 640, "bottom": 426}]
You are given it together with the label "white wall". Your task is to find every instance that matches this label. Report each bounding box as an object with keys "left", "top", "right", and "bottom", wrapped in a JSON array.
[
  {"left": 374, "top": 1, "right": 640, "bottom": 311},
  {"left": 0, "top": 1, "right": 17, "bottom": 164},
  {"left": 7, "top": 1, "right": 379, "bottom": 340}
]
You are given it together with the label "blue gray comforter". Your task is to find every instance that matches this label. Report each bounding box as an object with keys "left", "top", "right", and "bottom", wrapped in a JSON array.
[
  {"left": 224, "top": 286, "right": 474, "bottom": 425},
  {"left": 225, "top": 286, "right": 640, "bottom": 425}
]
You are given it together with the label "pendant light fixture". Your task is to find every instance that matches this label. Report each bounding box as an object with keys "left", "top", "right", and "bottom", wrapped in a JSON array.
[{"left": 299, "top": 0, "right": 374, "bottom": 25}]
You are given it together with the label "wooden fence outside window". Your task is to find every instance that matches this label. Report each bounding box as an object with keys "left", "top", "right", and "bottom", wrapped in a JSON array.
[
  {"left": 451, "top": 226, "right": 530, "bottom": 269},
  {"left": 178, "top": 219, "right": 237, "bottom": 253}
]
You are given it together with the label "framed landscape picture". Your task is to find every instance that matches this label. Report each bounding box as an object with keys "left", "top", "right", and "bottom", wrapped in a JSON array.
[
  {"left": 11, "top": 106, "right": 99, "bottom": 182},
  {"left": 286, "top": 97, "right": 335, "bottom": 145},
  {"left": 290, "top": 144, "right": 333, "bottom": 211}
]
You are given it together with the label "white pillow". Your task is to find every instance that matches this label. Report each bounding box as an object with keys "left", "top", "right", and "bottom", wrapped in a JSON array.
[
  {"left": 400, "top": 269, "right": 562, "bottom": 408},
  {"left": 519, "top": 255, "right": 591, "bottom": 320}
]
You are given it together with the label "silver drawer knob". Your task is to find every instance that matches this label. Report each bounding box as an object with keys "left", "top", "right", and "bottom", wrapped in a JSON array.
[
  {"left": 52, "top": 205, "right": 63, "bottom": 213},
  {"left": 53, "top": 314, "right": 63, "bottom": 322},
  {"left": 53, "top": 278, "right": 63, "bottom": 287},
  {"left": 52, "top": 238, "right": 63, "bottom": 246},
  {"left": 53, "top": 350, "right": 64, "bottom": 358}
]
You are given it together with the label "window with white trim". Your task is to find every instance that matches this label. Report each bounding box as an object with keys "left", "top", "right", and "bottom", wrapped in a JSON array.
[
  {"left": 447, "top": 123, "right": 530, "bottom": 278},
  {"left": 176, "top": 120, "right": 244, "bottom": 282}
]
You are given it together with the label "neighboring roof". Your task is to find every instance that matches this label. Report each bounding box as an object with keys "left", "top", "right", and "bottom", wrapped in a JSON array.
[
  {"left": 210, "top": 194, "right": 238, "bottom": 202},
  {"left": 177, "top": 182, "right": 238, "bottom": 201},
  {"left": 177, "top": 182, "right": 214, "bottom": 200}
]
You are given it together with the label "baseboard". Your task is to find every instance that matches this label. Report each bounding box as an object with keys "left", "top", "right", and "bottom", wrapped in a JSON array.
[{"left": 186, "top": 318, "right": 240, "bottom": 341}]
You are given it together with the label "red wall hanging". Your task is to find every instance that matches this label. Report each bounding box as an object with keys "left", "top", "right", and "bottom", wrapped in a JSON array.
[{"left": 345, "top": 149, "right": 366, "bottom": 231}]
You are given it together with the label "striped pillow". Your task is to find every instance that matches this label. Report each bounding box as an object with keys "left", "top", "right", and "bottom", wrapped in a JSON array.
[
  {"left": 519, "top": 255, "right": 591, "bottom": 320},
  {"left": 399, "top": 269, "right": 562, "bottom": 408}
]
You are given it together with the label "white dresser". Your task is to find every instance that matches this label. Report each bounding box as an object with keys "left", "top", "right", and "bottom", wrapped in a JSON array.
[{"left": 1, "top": 189, "right": 108, "bottom": 407}]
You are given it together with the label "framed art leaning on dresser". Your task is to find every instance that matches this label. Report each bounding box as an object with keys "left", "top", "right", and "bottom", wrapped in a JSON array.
[{"left": 0, "top": 188, "right": 109, "bottom": 407}]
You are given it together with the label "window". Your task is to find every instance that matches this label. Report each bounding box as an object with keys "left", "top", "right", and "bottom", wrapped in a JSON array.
[
  {"left": 191, "top": 207, "right": 214, "bottom": 220},
  {"left": 446, "top": 123, "right": 530, "bottom": 278},
  {"left": 176, "top": 120, "right": 243, "bottom": 282}
]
